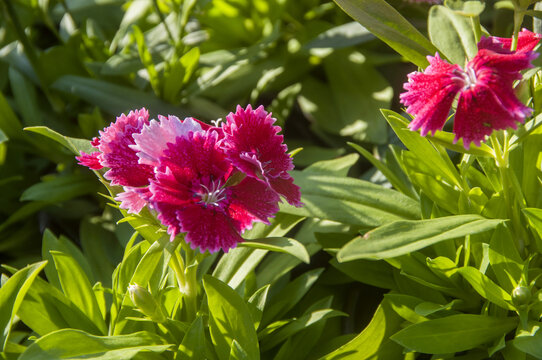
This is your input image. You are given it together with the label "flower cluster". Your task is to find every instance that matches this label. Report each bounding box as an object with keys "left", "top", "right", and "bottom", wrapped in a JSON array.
[
  {"left": 77, "top": 105, "right": 301, "bottom": 253},
  {"left": 400, "top": 29, "right": 540, "bottom": 148}
]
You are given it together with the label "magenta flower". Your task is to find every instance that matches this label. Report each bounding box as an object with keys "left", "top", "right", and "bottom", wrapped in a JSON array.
[
  {"left": 134, "top": 116, "right": 280, "bottom": 252},
  {"left": 77, "top": 108, "right": 155, "bottom": 213},
  {"left": 400, "top": 35, "right": 538, "bottom": 148},
  {"left": 478, "top": 29, "right": 541, "bottom": 53},
  {"left": 222, "top": 105, "right": 302, "bottom": 206}
]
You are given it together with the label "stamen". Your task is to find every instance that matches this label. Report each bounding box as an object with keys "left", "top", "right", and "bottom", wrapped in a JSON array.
[{"left": 198, "top": 180, "right": 226, "bottom": 206}]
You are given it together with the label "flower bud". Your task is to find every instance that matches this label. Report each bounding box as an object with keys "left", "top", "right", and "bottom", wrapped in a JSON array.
[
  {"left": 127, "top": 284, "right": 166, "bottom": 323},
  {"left": 512, "top": 286, "right": 531, "bottom": 307}
]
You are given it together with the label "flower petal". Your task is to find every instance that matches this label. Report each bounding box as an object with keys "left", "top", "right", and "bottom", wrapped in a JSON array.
[
  {"left": 400, "top": 54, "right": 464, "bottom": 136},
  {"left": 76, "top": 151, "right": 102, "bottom": 170},
  {"left": 132, "top": 116, "right": 202, "bottom": 167},
  {"left": 177, "top": 204, "right": 243, "bottom": 253}
]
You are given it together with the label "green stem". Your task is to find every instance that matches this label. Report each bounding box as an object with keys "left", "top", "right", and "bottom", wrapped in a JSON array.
[
  {"left": 490, "top": 133, "right": 529, "bottom": 255},
  {"left": 470, "top": 16, "right": 482, "bottom": 44},
  {"left": 169, "top": 243, "right": 198, "bottom": 322},
  {"left": 511, "top": 10, "right": 524, "bottom": 51}
]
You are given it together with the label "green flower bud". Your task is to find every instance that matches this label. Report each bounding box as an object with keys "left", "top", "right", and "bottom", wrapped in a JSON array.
[
  {"left": 512, "top": 286, "right": 531, "bottom": 307},
  {"left": 127, "top": 284, "right": 166, "bottom": 323}
]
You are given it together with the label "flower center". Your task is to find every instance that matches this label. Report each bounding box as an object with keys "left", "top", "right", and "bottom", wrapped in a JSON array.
[
  {"left": 197, "top": 180, "right": 226, "bottom": 207},
  {"left": 463, "top": 66, "right": 477, "bottom": 88}
]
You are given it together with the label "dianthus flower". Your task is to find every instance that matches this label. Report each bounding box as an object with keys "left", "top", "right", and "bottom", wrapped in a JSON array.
[
  {"left": 222, "top": 105, "right": 302, "bottom": 206},
  {"left": 478, "top": 29, "right": 541, "bottom": 54},
  {"left": 400, "top": 32, "right": 539, "bottom": 148},
  {"left": 132, "top": 115, "right": 281, "bottom": 252},
  {"left": 77, "top": 108, "right": 154, "bottom": 213}
]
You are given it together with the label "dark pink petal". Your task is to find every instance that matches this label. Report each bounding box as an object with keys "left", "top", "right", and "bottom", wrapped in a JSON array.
[
  {"left": 96, "top": 108, "right": 154, "bottom": 187},
  {"left": 454, "top": 85, "right": 526, "bottom": 148},
  {"left": 228, "top": 177, "right": 280, "bottom": 231},
  {"left": 269, "top": 177, "right": 302, "bottom": 207},
  {"left": 222, "top": 105, "right": 294, "bottom": 179},
  {"left": 478, "top": 29, "right": 541, "bottom": 53},
  {"left": 176, "top": 204, "right": 243, "bottom": 253},
  {"left": 76, "top": 152, "right": 102, "bottom": 170},
  {"left": 400, "top": 54, "right": 464, "bottom": 136}
]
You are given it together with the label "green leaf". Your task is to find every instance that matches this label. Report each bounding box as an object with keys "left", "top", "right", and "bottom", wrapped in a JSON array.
[
  {"left": 0, "top": 261, "right": 47, "bottom": 351},
  {"left": 279, "top": 170, "right": 420, "bottom": 227},
  {"left": 132, "top": 25, "right": 160, "bottom": 96},
  {"left": 428, "top": 6, "right": 477, "bottom": 65},
  {"left": 513, "top": 323, "right": 542, "bottom": 359},
  {"left": 382, "top": 110, "right": 463, "bottom": 190},
  {"left": 203, "top": 275, "right": 259, "bottom": 360},
  {"left": 50, "top": 251, "right": 107, "bottom": 334},
  {"left": 15, "top": 275, "right": 103, "bottom": 336},
  {"left": 52, "top": 75, "right": 188, "bottom": 117},
  {"left": 391, "top": 314, "right": 518, "bottom": 354},
  {"left": 21, "top": 173, "right": 96, "bottom": 203},
  {"left": 261, "top": 268, "right": 324, "bottom": 326},
  {"left": 330, "top": 258, "right": 397, "bottom": 289},
  {"left": 338, "top": 215, "right": 503, "bottom": 261},
  {"left": 24, "top": 126, "right": 93, "bottom": 155},
  {"left": 524, "top": 208, "right": 542, "bottom": 239},
  {"left": 42, "top": 229, "right": 94, "bottom": 291},
  {"left": 229, "top": 340, "right": 249, "bottom": 360},
  {"left": 0, "top": 91, "right": 23, "bottom": 139},
  {"left": 333, "top": 0, "right": 437, "bottom": 68},
  {"left": 304, "top": 22, "right": 374, "bottom": 50},
  {"left": 445, "top": 0, "right": 486, "bottom": 16},
  {"left": 178, "top": 316, "right": 206, "bottom": 360},
  {"left": 18, "top": 329, "right": 171, "bottom": 360},
  {"left": 303, "top": 153, "right": 359, "bottom": 177},
  {"left": 457, "top": 267, "right": 514, "bottom": 310},
  {"left": 322, "top": 51, "right": 392, "bottom": 144},
  {"left": 260, "top": 309, "right": 346, "bottom": 351},
  {"left": 488, "top": 224, "right": 523, "bottom": 293},
  {"left": 348, "top": 142, "right": 417, "bottom": 198},
  {"left": 321, "top": 299, "right": 403, "bottom": 359},
  {"left": 238, "top": 237, "right": 309, "bottom": 264}
]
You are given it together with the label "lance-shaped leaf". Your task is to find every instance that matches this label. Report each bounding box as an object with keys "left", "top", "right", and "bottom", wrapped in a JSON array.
[
  {"left": 0, "top": 261, "right": 47, "bottom": 351},
  {"left": 238, "top": 237, "right": 310, "bottom": 264},
  {"left": 391, "top": 314, "right": 517, "bottom": 354},
  {"left": 18, "top": 329, "right": 171, "bottom": 360},
  {"left": 333, "top": 0, "right": 437, "bottom": 68},
  {"left": 338, "top": 215, "right": 503, "bottom": 261},
  {"left": 203, "top": 275, "right": 259, "bottom": 360}
]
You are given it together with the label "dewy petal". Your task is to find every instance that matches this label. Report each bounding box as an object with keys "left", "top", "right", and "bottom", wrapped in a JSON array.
[
  {"left": 96, "top": 108, "right": 154, "bottom": 187},
  {"left": 132, "top": 116, "right": 202, "bottom": 167},
  {"left": 452, "top": 48, "right": 535, "bottom": 148},
  {"left": 269, "top": 177, "right": 302, "bottom": 207},
  {"left": 76, "top": 151, "right": 102, "bottom": 170},
  {"left": 176, "top": 204, "right": 243, "bottom": 253},
  {"left": 478, "top": 29, "right": 541, "bottom": 53},
  {"left": 454, "top": 85, "right": 523, "bottom": 148},
  {"left": 228, "top": 177, "right": 280, "bottom": 231},
  {"left": 399, "top": 54, "right": 464, "bottom": 136},
  {"left": 222, "top": 105, "right": 301, "bottom": 206}
]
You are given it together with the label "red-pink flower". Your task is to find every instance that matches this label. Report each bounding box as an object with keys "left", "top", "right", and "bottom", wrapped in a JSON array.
[
  {"left": 478, "top": 29, "right": 541, "bottom": 53},
  {"left": 77, "top": 108, "right": 155, "bottom": 213},
  {"left": 222, "top": 105, "right": 302, "bottom": 206},
  {"left": 400, "top": 35, "right": 538, "bottom": 148},
  {"left": 134, "top": 117, "right": 280, "bottom": 252}
]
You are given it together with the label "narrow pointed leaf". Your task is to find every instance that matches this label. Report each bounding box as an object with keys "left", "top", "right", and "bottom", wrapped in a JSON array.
[
  {"left": 338, "top": 215, "right": 503, "bottom": 261},
  {"left": 238, "top": 237, "right": 310, "bottom": 264}
]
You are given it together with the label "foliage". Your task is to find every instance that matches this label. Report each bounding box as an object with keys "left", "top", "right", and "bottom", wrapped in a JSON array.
[{"left": 0, "top": 0, "right": 541, "bottom": 359}]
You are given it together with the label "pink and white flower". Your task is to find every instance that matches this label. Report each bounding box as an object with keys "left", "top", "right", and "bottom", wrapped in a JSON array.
[
  {"left": 77, "top": 108, "right": 154, "bottom": 213},
  {"left": 137, "top": 123, "right": 280, "bottom": 252}
]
